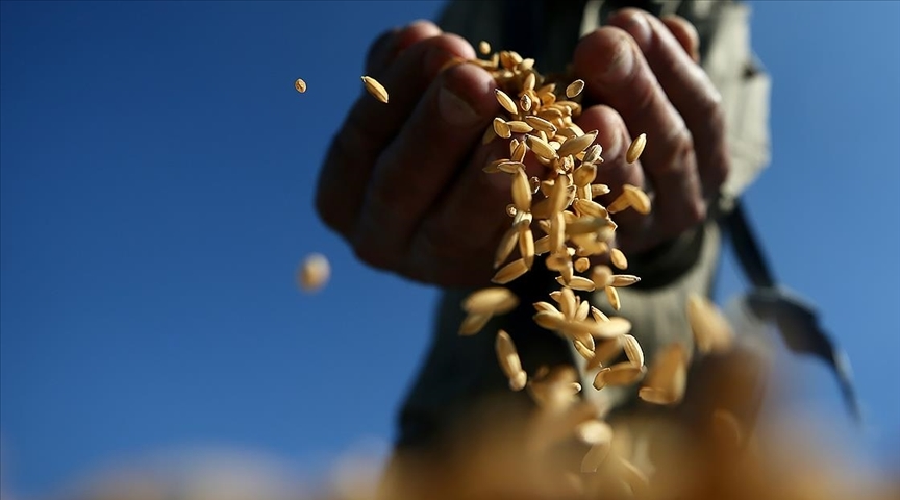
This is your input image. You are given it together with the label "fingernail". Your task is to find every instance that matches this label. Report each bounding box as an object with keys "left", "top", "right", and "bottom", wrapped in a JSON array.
[
  {"left": 439, "top": 84, "right": 479, "bottom": 126},
  {"left": 602, "top": 39, "right": 634, "bottom": 81}
]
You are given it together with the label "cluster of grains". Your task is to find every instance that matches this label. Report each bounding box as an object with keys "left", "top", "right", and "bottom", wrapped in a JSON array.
[
  {"left": 452, "top": 45, "right": 656, "bottom": 401},
  {"left": 288, "top": 43, "right": 871, "bottom": 500}
]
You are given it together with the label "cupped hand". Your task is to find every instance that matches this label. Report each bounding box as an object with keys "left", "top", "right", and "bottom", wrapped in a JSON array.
[
  {"left": 572, "top": 9, "right": 729, "bottom": 255},
  {"left": 316, "top": 21, "right": 538, "bottom": 287}
]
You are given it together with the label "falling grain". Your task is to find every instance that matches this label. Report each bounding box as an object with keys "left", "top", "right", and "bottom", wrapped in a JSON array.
[
  {"left": 298, "top": 253, "right": 330, "bottom": 293},
  {"left": 519, "top": 228, "right": 535, "bottom": 269},
  {"left": 462, "top": 287, "right": 519, "bottom": 316},
  {"left": 566, "top": 79, "right": 585, "bottom": 98},
  {"left": 687, "top": 293, "right": 735, "bottom": 354},
  {"left": 605, "top": 285, "right": 621, "bottom": 310},
  {"left": 458, "top": 312, "right": 492, "bottom": 335},
  {"left": 557, "top": 130, "right": 597, "bottom": 158},
  {"left": 493, "top": 117, "right": 512, "bottom": 139},
  {"left": 626, "top": 132, "right": 646, "bottom": 164},
  {"left": 360, "top": 75, "right": 389, "bottom": 103},
  {"left": 495, "top": 89, "right": 519, "bottom": 114},
  {"left": 492, "top": 258, "right": 529, "bottom": 284},
  {"left": 610, "top": 248, "right": 628, "bottom": 270},
  {"left": 621, "top": 334, "right": 644, "bottom": 368},
  {"left": 574, "top": 257, "right": 590, "bottom": 273}
]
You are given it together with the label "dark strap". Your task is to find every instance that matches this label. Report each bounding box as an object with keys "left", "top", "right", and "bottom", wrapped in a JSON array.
[{"left": 721, "top": 200, "right": 862, "bottom": 424}]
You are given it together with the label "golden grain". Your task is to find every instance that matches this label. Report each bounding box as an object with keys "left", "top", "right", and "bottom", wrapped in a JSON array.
[
  {"left": 640, "top": 343, "right": 688, "bottom": 406},
  {"left": 298, "top": 253, "right": 330, "bottom": 292},
  {"left": 687, "top": 294, "right": 735, "bottom": 354},
  {"left": 623, "top": 184, "right": 652, "bottom": 214},
  {"left": 495, "top": 89, "right": 519, "bottom": 114},
  {"left": 550, "top": 212, "right": 566, "bottom": 252},
  {"left": 533, "top": 235, "right": 550, "bottom": 255},
  {"left": 621, "top": 334, "right": 644, "bottom": 368},
  {"left": 591, "top": 183, "right": 611, "bottom": 197},
  {"left": 557, "top": 130, "right": 598, "bottom": 158},
  {"left": 609, "top": 274, "right": 641, "bottom": 287},
  {"left": 462, "top": 287, "right": 519, "bottom": 316},
  {"left": 493, "top": 117, "right": 512, "bottom": 139},
  {"left": 583, "top": 144, "right": 603, "bottom": 163},
  {"left": 527, "top": 134, "right": 558, "bottom": 160},
  {"left": 590, "top": 316, "right": 632, "bottom": 337},
  {"left": 573, "top": 199, "right": 607, "bottom": 218},
  {"left": 574, "top": 257, "right": 591, "bottom": 273},
  {"left": 566, "top": 79, "right": 585, "bottom": 98},
  {"left": 519, "top": 228, "right": 535, "bottom": 269},
  {"left": 492, "top": 258, "right": 529, "bottom": 284},
  {"left": 506, "top": 120, "right": 533, "bottom": 133},
  {"left": 605, "top": 285, "right": 621, "bottom": 310},
  {"left": 360, "top": 75, "right": 389, "bottom": 103},
  {"left": 458, "top": 312, "right": 492, "bottom": 335},
  {"left": 591, "top": 265, "right": 612, "bottom": 289},
  {"left": 626, "top": 132, "right": 647, "bottom": 164},
  {"left": 574, "top": 339, "right": 595, "bottom": 361},
  {"left": 610, "top": 248, "right": 628, "bottom": 270},
  {"left": 606, "top": 192, "right": 631, "bottom": 214},
  {"left": 294, "top": 78, "right": 307, "bottom": 93},
  {"left": 602, "top": 363, "right": 646, "bottom": 385}
]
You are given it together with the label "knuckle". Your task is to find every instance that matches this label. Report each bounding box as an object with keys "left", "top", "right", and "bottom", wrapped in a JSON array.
[{"left": 656, "top": 126, "right": 695, "bottom": 175}]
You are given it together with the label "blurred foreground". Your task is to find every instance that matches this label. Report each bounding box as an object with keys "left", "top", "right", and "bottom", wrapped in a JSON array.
[{"left": 26, "top": 339, "right": 898, "bottom": 500}]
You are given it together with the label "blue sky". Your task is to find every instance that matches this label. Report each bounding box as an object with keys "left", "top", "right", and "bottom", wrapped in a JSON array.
[{"left": 1, "top": 0, "right": 898, "bottom": 497}]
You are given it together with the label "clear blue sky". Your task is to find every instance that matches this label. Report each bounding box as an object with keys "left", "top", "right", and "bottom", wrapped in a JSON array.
[{"left": 1, "top": 1, "right": 898, "bottom": 497}]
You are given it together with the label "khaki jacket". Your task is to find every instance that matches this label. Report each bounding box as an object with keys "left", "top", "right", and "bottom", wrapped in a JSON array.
[{"left": 396, "top": 0, "right": 772, "bottom": 449}]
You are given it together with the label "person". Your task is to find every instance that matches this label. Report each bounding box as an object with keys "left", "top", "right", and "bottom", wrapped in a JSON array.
[{"left": 315, "top": 0, "right": 772, "bottom": 477}]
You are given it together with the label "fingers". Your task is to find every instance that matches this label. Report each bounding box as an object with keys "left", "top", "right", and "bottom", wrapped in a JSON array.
[
  {"left": 316, "top": 31, "right": 473, "bottom": 236},
  {"left": 573, "top": 25, "right": 706, "bottom": 229},
  {"left": 351, "top": 60, "right": 498, "bottom": 271},
  {"left": 365, "top": 20, "right": 443, "bottom": 78},
  {"left": 660, "top": 15, "right": 700, "bottom": 63},
  {"left": 608, "top": 9, "right": 729, "bottom": 202}
]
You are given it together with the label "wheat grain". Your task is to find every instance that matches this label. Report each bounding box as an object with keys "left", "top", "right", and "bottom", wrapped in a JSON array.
[
  {"left": 621, "top": 334, "right": 645, "bottom": 368},
  {"left": 623, "top": 184, "right": 652, "bottom": 215},
  {"left": 458, "top": 312, "right": 492, "bottom": 335},
  {"left": 294, "top": 78, "right": 307, "bottom": 93},
  {"left": 462, "top": 287, "right": 519, "bottom": 316},
  {"left": 610, "top": 248, "right": 628, "bottom": 270},
  {"left": 493, "top": 117, "right": 512, "bottom": 139},
  {"left": 557, "top": 130, "right": 597, "bottom": 158},
  {"left": 605, "top": 285, "right": 621, "bottom": 310},
  {"left": 566, "top": 79, "right": 585, "bottom": 98},
  {"left": 492, "top": 258, "right": 529, "bottom": 284},
  {"left": 495, "top": 89, "right": 519, "bottom": 114},
  {"left": 298, "top": 253, "right": 330, "bottom": 293},
  {"left": 519, "top": 228, "right": 535, "bottom": 269},
  {"left": 574, "top": 257, "right": 590, "bottom": 273},
  {"left": 687, "top": 294, "right": 735, "bottom": 354},
  {"left": 360, "top": 75, "right": 389, "bottom": 103},
  {"left": 626, "top": 132, "right": 647, "bottom": 164}
]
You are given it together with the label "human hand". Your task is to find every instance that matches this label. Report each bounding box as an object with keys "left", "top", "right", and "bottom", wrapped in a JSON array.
[
  {"left": 316, "top": 22, "right": 546, "bottom": 287},
  {"left": 572, "top": 9, "right": 729, "bottom": 254}
]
